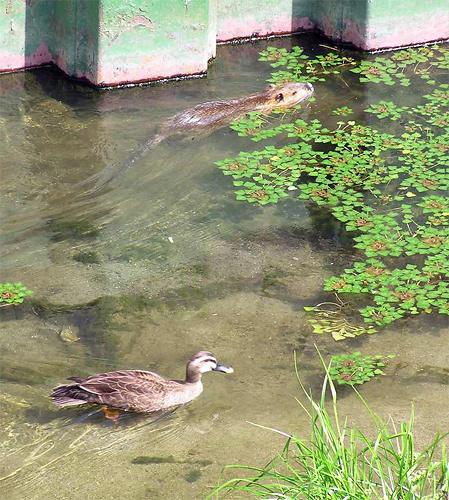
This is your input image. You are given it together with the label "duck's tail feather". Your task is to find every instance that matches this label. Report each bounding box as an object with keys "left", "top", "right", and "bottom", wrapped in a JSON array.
[
  {"left": 51, "top": 396, "right": 87, "bottom": 407},
  {"left": 50, "top": 384, "right": 90, "bottom": 407}
]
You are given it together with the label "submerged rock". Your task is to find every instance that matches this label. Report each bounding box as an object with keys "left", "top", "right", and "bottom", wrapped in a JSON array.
[{"left": 57, "top": 325, "right": 80, "bottom": 343}]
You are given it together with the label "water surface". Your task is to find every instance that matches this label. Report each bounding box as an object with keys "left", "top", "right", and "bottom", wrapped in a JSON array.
[{"left": 1, "top": 35, "right": 448, "bottom": 500}]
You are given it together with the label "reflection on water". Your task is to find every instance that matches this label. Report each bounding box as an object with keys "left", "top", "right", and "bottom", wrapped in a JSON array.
[
  {"left": 2, "top": 407, "right": 180, "bottom": 492},
  {"left": 1, "top": 35, "right": 448, "bottom": 500}
]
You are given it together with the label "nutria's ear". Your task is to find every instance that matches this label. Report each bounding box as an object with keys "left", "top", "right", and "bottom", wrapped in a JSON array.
[
  {"left": 266, "top": 83, "right": 276, "bottom": 90},
  {"left": 275, "top": 93, "right": 284, "bottom": 103}
]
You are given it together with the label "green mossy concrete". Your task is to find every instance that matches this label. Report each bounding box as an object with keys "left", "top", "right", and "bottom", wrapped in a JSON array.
[
  {"left": 1, "top": 1, "right": 448, "bottom": 85},
  {"left": 96, "top": 0, "right": 210, "bottom": 85},
  {"left": 1, "top": 0, "right": 211, "bottom": 85}
]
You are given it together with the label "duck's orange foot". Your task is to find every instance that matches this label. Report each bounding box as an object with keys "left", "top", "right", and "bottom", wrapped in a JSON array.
[{"left": 101, "top": 406, "right": 121, "bottom": 424}]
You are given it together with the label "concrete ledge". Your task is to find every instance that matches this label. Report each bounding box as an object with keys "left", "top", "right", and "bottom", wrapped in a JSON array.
[{"left": 1, "top": 0, "right": 448, "bottom": 86}]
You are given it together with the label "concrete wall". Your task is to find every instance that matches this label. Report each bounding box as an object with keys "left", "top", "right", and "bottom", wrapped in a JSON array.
[
  {"left": 0, "top": 0, "right": 100, "bottom": 79},
  {"left": 216, "top": 0, "right": 449, "bottom": 50},
  {"left": 363, "top": 0, "right": 449, "bottom": 50},
  {"left": 216, "top": 0, "right": 315, "bottom": 42},
  {"left": 311, "top": 0, "right": 449, "bottom": 50},
  {"left": 1, "top": 0, "right": 51, "bottom": 71},
  {"left": 95, "top": 0, "right": 211, "bottom": 86},
  {"left": 1, "top": 0, "right": 448, "bottom": 86},
  {"left": 1, "top": 0, "right": 212, "bottom": 86}
]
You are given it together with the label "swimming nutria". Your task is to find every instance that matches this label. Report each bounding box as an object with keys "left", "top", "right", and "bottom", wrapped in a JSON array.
[
  {"left": 150, "top": 81, "right": 314, "bottom": 146},
  {"left": 102, "top": 82, "right": 313, "bottom": 186}
]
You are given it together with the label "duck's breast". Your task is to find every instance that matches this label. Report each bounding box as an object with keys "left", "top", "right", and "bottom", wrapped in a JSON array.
[{"left": 160, "top": 381, "right": 203, "bottom": 408}]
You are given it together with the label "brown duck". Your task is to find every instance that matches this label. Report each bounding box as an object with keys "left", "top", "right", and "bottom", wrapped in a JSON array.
[{"left": 50, "top": 351, "right": 233, "bottom": 414}]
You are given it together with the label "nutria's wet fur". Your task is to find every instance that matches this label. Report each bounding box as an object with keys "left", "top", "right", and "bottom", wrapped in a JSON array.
[
  {"left": 153, "top": 82, "right": 314, "bottom": 144},
  {"left": 102, "top": 82, "right": 313, "bottom": 186}
]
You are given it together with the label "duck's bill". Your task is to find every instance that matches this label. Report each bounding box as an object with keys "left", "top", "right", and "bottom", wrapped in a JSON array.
[{"left": 214, "top": 363, "right": 234, "bottom": 374}]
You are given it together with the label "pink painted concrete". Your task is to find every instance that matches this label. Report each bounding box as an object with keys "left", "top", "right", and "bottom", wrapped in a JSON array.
[
  {"left": 362, "top": 16, "right": 449, "bottom": 50},
  {"left": 95, "top": 56, "right": 208, "bottom": 86},
  {"left": 0, "top": 40, "right": 52, "bottom": 73},
  {"left": 53, "top": 49, "right": 69, "bottom": 75},
  {"left": 320, "top": 17, "right": 338, "bottom": 41},
  {"left": 342, "top": 20, "right": 366, "bottom": 50},
  {"left": 216, "top": 15, "right": 313, "bottom": 42},
  {"left": 317, "top": 13, "right": 449, "bottom": 51}
]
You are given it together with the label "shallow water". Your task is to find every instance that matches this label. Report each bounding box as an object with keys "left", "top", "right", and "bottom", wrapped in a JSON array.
[{"left": 1, "top": 35, "right": 448, "bottom": 500}]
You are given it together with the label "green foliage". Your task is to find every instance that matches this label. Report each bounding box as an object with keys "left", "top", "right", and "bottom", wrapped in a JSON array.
[
  {"left": 0, "top": 282, "right": 33, "bottom": 307},
  {"left": 258, "top": 45, "right": 356, "bottom": 84},
  {"left": 329, "top": 351, "right": 395, "bottom": 385},
  {"left": 219, "top": 44, "right": 449, "bottom": 331},
  {"left": 332, "top": 106, "right": 353, "bottom": 116},
  {"left": 258, "top": 44, "right": 448, "bottom": 88},
  {"left": 351, "top": 45, "right": 449, "bottom": 86},
  {"left": 364, "top": 100, "right": 408, "bottom": 120},
  {"left": 210, "top": 361, "right": 449, "bottom": 500},
  {"left": 304, "top": 304, "right": 376, "bottom": 341}
]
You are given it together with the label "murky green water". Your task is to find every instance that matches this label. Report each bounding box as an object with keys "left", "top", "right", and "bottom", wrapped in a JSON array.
[{"left": 1, "top": 36, "right": 448, "bottom": 500}]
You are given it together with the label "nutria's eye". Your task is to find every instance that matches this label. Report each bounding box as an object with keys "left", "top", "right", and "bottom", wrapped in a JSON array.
[
  {"left": 275, "top": 93, "right": 284, "bottom": 103},
  {"left": 292, "top": 91, "right": 297, "bottom": 95}
]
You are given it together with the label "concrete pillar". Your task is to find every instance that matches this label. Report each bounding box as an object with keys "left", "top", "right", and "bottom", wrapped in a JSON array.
[
  {"left": 1, "top": 0, "right": 448, "bottom": 86},
  {"left": 1, "top": 0, "right": 212, "bottom": 86},
  {"left": 312, "top": 0, "right": 449, "bottom": 50}
]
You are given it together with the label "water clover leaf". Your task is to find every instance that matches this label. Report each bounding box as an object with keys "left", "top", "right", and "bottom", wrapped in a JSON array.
[
  {"left": 0, "top": 282, "right": 33, "bottom": 307},
  {"left": 351, "top": 45, "right": 448, "bottom": 87},
  {"left": 332, "top": 106, "right": 353, "bottom": 117},
  {"left": 365, "top": 101, "right": 409, "bottom": 121},
  {"left": 329, "top": 352, "right": 395, "bottom": 385}
]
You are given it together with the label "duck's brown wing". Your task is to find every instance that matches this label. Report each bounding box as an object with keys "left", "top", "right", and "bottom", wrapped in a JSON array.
[
  {"left": 79, "top": 370, "right": 172, "bottom": 411},
  {"left": 51, "top": 370, "right": 170, "bottom": 411}
]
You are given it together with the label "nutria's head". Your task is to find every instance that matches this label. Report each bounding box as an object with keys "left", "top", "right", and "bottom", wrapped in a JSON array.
[{"left": 265, "top": 82, "right": 314, "bottom": 108}]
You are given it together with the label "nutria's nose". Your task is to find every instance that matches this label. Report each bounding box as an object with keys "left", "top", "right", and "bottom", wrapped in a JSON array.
[{"left": 306, "top": 82, "right": 314, "bottom": 92}]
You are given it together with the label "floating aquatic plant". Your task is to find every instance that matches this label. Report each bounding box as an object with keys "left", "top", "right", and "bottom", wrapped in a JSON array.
[
  {"left": 332, "top": 106, "right": 353, "bottom": 117},
  {"left": 303, "top": 303, "right": 376, "bottom": 341},
  {"left": 351, "top": 45, "right": 449, "bottom": 86},
  {"left": 258, "top": 45, "right": 356, "bottom": 85},
  {"left": 329, "top": 352, "right": 395, "bottom": 386},
  {"left": 364, "top": 101, "right": 409, "bottom": 120},
  {"left": 0, "top": 282, "right": 33, "bottom": 307},
  {"left": 219, "top": 43, "right": 449, "bottom": 331},
  {"left": 258, "top": 44, "right": 448, "bottom": 88}
]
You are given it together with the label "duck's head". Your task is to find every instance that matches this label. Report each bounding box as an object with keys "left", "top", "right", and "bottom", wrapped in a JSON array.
[{"left": 187, "top": 351, "right": 234, "bottom": 380}]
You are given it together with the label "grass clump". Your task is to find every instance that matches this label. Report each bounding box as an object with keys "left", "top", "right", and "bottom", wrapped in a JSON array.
[{"left": 209, "top": 355, "right": 448, "bottom": 499}]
